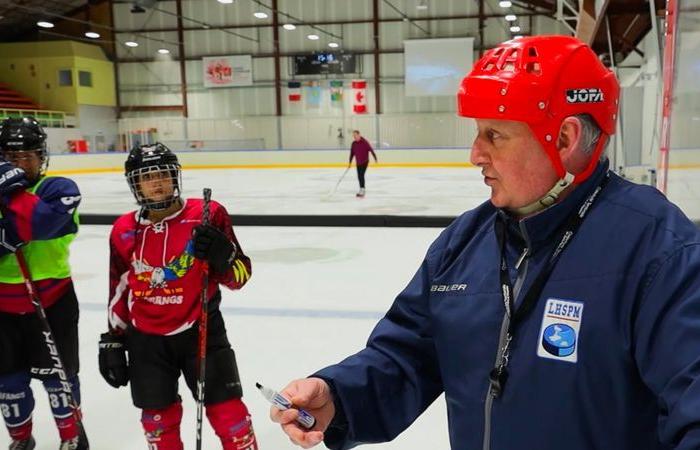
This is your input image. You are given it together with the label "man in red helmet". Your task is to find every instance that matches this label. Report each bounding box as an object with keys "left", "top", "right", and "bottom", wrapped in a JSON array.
[{"left": 269, "top": 36, "right": 700, "bottom": 450}]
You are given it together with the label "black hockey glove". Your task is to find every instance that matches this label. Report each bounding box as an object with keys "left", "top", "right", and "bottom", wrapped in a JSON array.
[
  {"left": 193, "top": 224, "right": 237, "bottom": 273},
  {"left": 0, "top": 159, "right": 28, "bottom": 196},
  {"left": 98, "top": 332, "right": 128, "bottom": 388}
]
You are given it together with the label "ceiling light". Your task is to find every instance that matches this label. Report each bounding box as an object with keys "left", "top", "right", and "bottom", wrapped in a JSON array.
[
  {"left": 509, "top": 25, "right": 521, "bottom": 32},
  {"left": 283, "top": 23, "right": 296, "bottom": 30},
  {"left": 217, "top": 0, "right": 234, "bottom": 4},
  {"left": 499, "top": 1, "right": 512, "bottom": 7},
  {"left": 157, "top": 48, "right": 170, "bottom": 54},
  {"left": 328, "top": 42, "right": 339, "bottom": 48},
  {"left": 124, "top": 41, "right": 139, "bottom": 47},
  {"left": 253, "top": 12, "right": 268, "bottom": 19},
  {"left": 505, "top": 14, "right": 517, "bottom": 21},
  {"left": 37, "top": 21, "right": 54, "bottom": 28},
  {"left": 416, "top": 0, "right": 428, "bottom": 9},
  {"left": 307, "top": 34, "right": 319, "bottom": 40},
  {"left": 85, "top": 31, "right": 100, "bottom": 39}
]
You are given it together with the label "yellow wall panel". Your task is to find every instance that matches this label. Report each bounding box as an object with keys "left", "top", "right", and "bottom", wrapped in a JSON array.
[
  {"left": 0, "top": 41, "right": 115, "bottom": 114},
  {"left": 75, "top": 57, "right": 116, "bottom": 106}
]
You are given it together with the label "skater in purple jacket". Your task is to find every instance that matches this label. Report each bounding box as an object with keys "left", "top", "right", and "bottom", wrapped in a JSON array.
[{"left": 347, "top": 130, "right": 378, "bottom": 198}]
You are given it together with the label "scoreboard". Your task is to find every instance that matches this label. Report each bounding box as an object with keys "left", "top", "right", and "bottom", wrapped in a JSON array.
[{"left": 293, "top": 52, "right": 357, "bottom": 75}]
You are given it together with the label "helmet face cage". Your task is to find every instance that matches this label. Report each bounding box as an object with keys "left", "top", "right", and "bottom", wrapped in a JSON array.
[{"left": 126, "top": 163, "right": 182, "bottom": 211}]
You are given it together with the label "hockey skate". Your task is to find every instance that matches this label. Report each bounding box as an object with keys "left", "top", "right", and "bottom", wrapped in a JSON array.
[
  {"left": 356, "top": 188, "right": 366, "bottom": 198},
  {"left": 58, "top": 426, "right": 89, "bottom": 450},
  {"left": 8, "top": 436, "right": 35, "bottom": 450}
]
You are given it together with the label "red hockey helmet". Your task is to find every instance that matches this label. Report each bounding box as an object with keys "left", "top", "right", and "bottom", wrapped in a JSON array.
[{"left": 457, "top": 35, "right": 620, "bottom": 183}]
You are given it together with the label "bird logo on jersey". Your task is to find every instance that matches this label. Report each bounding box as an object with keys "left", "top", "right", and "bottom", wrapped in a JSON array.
[
  {"left": 132, "top": 240, "right": 197, "bottom": 289},
  {"left": 150, "top": 267, "right": 167, "bottom": 288}
]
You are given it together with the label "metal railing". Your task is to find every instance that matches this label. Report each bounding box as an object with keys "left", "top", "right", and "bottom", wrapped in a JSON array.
[{"left": 0, "top": 109, "right": 68, "bottom": 128}]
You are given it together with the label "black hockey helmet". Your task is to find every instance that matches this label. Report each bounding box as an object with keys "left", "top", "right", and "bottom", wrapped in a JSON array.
[
  {"left": 125, "top": 142, "right": 182, "bottom": 211},
  {"left": 0, "top": 116, "right": 49, "bottom": 176}
]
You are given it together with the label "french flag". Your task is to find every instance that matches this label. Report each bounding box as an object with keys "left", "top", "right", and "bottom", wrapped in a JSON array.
[{"left": 288, "top": 81, "right": 302, "bottom": 102}]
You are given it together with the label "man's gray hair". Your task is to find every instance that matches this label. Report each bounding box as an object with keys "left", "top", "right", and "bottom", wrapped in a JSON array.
[{"left": 575, "top": 114, "right": 606, "bottom": 159}]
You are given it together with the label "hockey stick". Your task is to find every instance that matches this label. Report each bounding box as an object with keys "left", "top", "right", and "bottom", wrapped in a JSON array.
[
  {"left": 0, "top": 205, "right": 85, "bottom": 434},
  {"left": 195, "top": 187, "right": 212, "bottom": 450},
  {"left": 328, "top": 166, "right": 350, "bottom": 197}
]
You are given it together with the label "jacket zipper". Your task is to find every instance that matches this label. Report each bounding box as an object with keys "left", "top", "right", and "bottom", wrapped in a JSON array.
[
  {"left": 482, "top": 223, "right": 531, "bottom": 450},
  {"left": 482, "top": 313, "right": 511, "bottom": 450}
]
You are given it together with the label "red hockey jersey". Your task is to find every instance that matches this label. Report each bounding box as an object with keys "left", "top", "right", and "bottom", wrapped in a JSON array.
[{"left": 108, "top": 199, "right": 251, "bottom": 336}]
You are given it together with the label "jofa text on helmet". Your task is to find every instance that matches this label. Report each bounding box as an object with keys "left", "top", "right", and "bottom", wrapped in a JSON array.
[{"left": 566, "top": 88, "right": 604, "bottom": 104}]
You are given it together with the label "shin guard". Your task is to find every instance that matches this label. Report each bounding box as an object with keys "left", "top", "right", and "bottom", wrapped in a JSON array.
[
  {"left": 0, "top": 372, "right": 34, "bottom": 442},
  {"left": 141, "top": 401, "right": 184, "bottom": 450},
  {"left": 206, "top": 398, "right": 258, "bottom": 450},
  {"left": 42, "top": 375, "right": 82, "bottom": 442}
]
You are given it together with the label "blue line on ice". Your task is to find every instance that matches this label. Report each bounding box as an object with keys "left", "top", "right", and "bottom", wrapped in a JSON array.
[{"left": 80, "top": 303, "right": 384, "bottom": 320}]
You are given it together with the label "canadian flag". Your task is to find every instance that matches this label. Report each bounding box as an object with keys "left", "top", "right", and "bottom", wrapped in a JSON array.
[{"left": 352, "top": 79, "right": 367, "bottom": 114}]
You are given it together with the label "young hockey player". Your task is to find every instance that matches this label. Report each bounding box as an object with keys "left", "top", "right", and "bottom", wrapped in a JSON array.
[
  {"left": 0, "top": 117, "right": 89, "bottom": 450},
  {"left": 98, "top": 142, "right": 258, "bottom": 450}
]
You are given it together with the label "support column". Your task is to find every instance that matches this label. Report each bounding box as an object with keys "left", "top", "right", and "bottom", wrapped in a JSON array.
[
  {"left": 478, "top": 0, "right": 485, "bottom": 57},
  {"left": 372, "top": 0, "right": 381, "bottom": 145},
  {"left": 175, "top": 0, "right": 188, "bottom": 118},
  {"left": 657, "top": 0, "right": 679, "bottom": 194},
  {"left": 272, "top": 0, "right": 283, "bottom": 148},
  {"left": 108, "top": 0, "right": 122, "bottom": 120}
]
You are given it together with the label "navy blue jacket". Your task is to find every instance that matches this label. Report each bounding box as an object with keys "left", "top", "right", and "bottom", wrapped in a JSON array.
[{"left": 316, "top": 163, "right": 700, "bottom": 449}]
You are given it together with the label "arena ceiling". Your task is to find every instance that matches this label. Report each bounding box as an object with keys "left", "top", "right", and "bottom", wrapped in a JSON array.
[{"left": 0, "top": 0, "right": 667, "bottom": 63}]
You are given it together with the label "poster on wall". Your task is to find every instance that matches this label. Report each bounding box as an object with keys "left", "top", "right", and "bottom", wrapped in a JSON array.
[
  {"left": 352, "top": 79, "right": 367, "bottom": 114},
  {"left": 306, "top": 80, "right": 322, "bottom": 107},
  {"left": 203, "top": 55, "right": 253, "bottom": 88}
]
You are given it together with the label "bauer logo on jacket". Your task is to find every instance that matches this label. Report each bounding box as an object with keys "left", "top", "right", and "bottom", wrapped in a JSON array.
[
  {"left": 430, "top": 283, "right": 467, "bottom": 293},
  {"left": 537, "top": 298, "right": 584, "bottom": 363}
]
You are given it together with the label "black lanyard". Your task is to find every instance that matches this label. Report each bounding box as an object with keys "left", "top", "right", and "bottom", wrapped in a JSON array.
[{"left": 488, "top": 173, "right": 610, "bottom": 398}]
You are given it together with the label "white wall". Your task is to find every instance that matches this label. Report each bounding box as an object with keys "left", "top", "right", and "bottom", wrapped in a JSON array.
[
  {"left": 46, "top": 147, "right": 471, "bottom": 175},
  {"left": 117, "top": 113, "right": 475, "bottom": 150},
  {"left": 46, "top": 127, "right": 85, "bottom": 154},
  {"left": 110, "top": 0, "right": 700, "bottom": 169},
  {"left": 113, "top": 0, "right": 569, "bottom": 122},
  {"left": 617, "top": 13, "right": 700, "bottom": 168}
]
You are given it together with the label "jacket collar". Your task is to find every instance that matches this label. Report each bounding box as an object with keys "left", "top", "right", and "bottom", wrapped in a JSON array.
[
  {"left": 135, "top": 199, "right": 187, "bottom": 226},
  {"left": 498, "top": 160, "right": 609, "bottom": 248}
]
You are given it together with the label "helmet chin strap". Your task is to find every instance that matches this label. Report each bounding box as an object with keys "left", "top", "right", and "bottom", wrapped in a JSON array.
[{"left": 510, "top": 171, "right": 576, "bottom": 217}]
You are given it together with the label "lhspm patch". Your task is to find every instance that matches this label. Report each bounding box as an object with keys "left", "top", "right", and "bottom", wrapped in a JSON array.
[{"left": 537, "top": 298, "right": 584, "bottom": 363}]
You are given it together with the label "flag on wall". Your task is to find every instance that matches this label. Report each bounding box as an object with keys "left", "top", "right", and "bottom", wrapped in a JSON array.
[
  {"left": 330, "top": 80, "right": 344, "bottom": 103},
  {"left": 352, "top": 79, "right": 367, "bottom": 114},
  {"left": 288, "top": 81, "right": 302, "bottom": 102},
  {"left": 306, "top": 80, "right": 322, "bottom": 107}
]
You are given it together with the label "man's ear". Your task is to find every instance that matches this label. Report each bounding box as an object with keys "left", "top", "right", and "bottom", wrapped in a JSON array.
[{"left": 558, "top": 116, "right": 590, "bottom": 175}]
